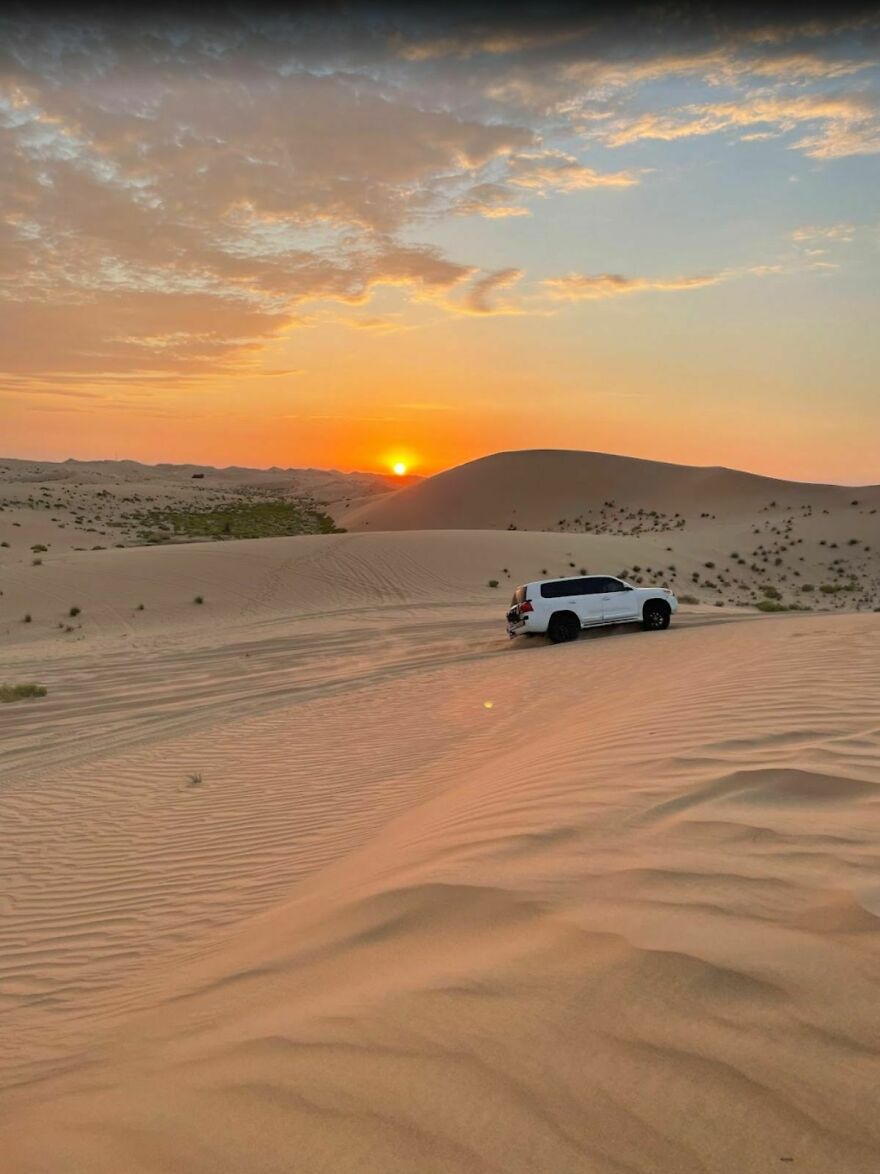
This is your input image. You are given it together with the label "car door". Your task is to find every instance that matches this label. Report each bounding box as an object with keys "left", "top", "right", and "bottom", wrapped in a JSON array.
[
  {"left": 598, "top": 577, "right": 639, "bottom": 622},
  {"left": 571, "top": 577, "right": 604, "bottom": 627}
]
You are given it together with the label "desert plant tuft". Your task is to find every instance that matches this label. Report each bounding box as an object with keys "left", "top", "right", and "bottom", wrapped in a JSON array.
[
  {"left": 193, "top": 595, "right": 204, "bottom": 605},
  {"left": 23, "top": 613, "right": 32, "bottom": 623},
  {"left": 186, "top": 772, "right": 203, "bottom": 787},
  {"left": 678, "top": 594, "right": 699, "bottom": 605},
  {"left": 69, "top": 606, "right": 81, "bottom": 617},
  {"left": 136, "top": 603, "right": 145, "bottom": 610},
  {"left": 0, "top": 683, "right": 47, "bottom": 703},
  {"left": 488, "top": 579, "right": 499, "bottom": 588},
  {"left": 32, "top": 558, "right": 42, "bottom": 566}
]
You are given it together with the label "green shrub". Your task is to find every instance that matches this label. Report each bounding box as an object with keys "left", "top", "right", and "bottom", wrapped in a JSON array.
[
  {"left": 488, "top": 579, "right": 499, "bottom": 588},
  {"left": 761, "top": 585, "right": 782, "bottom": 600},
  {"left": 69, "top": 606, "right": 81, "bottom": 617},
  {"left": 0, "top": 683, "right": 47, "bottom": 703},
  {"left": 755, "top": 599, "right": 788, "bottom": 612}
]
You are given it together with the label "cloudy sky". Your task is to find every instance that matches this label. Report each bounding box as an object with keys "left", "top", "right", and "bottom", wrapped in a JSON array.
[{"left": 2, "top": 2, "right": 879, "bottom": 480}]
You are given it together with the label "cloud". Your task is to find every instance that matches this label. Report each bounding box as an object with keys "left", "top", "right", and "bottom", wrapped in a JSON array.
[
  {"left": 0, "top": 6, "right": 876, "bottom": 389},
  {"left": 460, "top": 267, "right": 524, "bottom": 314},
  {"left": 456, "top": 182, "right": 531, "bottom": 219},
  {"left": 791, "top": 223, "right": 856, "bottom": 241},
  {"left": 541, "top": 264, "right": 782, "bottom": 302},
  {"left": 506, "top": 151, "right": 640, "bottom": 192},
  {"left": 590, "top": 94, "right": 880, "bottom": 158}
]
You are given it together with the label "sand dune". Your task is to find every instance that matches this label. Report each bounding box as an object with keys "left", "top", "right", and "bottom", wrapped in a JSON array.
[
  {"left": 2, "top": 456, "right": 880, "bottom": 1172},
  {"left": 342, "top": 449, "right": 880, "bottom": 531}
]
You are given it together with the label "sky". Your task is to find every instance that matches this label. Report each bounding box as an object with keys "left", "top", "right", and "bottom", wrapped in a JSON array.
[{"left": 1, "top": 1, "right": 879, "bottom": 482}]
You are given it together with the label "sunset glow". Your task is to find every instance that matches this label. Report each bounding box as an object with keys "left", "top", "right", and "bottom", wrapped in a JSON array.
[
  {"left": 1, "top": 7, "right": 878, "bottom": 482},
  {"left": 392, "top": 463, "right": 408, "bottom": 477}
]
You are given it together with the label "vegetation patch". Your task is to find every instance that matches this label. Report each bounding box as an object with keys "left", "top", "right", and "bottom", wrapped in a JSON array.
[
  {"left": 1, "top": 683, "right": 47, "bottom": 703},
  {"left": 131, "top": 499, "right": 343, "bottom": 544}
]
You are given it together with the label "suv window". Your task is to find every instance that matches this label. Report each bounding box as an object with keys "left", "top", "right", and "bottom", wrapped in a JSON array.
[
  {"left": 595, "top": 577, "right": 627, "bottom": 593},
  {"left": 540, "top": 579, "right": 574, "bottom": 598},
  {"left": 540, "top": 577, "right": 600, "bottom": 598},
  {"left": 511, "top": 585, "right": 527, "bottom": 605}
]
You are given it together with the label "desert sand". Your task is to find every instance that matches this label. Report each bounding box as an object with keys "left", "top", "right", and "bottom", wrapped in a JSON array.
[{"left": 2, "top": 451, "right": 880, "bottom": 1173}]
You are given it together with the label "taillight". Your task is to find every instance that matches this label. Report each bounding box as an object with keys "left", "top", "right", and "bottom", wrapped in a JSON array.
[{"left": 519, "top": 600, "right": 533, "bottom": 613}]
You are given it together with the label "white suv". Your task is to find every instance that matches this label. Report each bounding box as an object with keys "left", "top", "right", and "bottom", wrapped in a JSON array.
[{"left": 506, "top": 575, "right": 677, "bottom": 643}]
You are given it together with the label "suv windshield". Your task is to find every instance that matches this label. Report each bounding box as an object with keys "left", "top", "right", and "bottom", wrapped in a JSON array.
[{"left": 511, "top": 585, "right": 527, "bottom": 605}]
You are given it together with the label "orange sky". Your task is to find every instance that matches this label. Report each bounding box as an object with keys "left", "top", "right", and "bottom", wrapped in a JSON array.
[{"left": 2, "top": 8, "right": 879, "bottom": 483}]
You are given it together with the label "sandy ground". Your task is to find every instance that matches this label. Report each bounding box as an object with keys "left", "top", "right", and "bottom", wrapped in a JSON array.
[{"left": 2, "top": 454, "right": 880, "bottom": 1172}]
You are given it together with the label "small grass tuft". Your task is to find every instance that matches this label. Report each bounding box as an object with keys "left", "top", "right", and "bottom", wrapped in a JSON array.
[
  {"left": 488, "top": 579, "right": 499, "bottom": 588},
  {"left": 186, "top": 772, "right": 203, "bottom": 787},
  {"left": 23, "top": 613, "right": 32, "bottom": 623},
  {"left": 193, "top": 595, "right": 204, "bottom": 605},
  {"left": 69, "top": 606, "right": 81, "bottom": 617},
  {"left": 0, "top": 683, "right": 47, "bottom": 703}
]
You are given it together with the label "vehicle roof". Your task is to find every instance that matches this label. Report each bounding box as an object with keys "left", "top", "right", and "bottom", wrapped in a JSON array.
[{"left": 526, "top": 573, "right": 623, "bottom": 585}]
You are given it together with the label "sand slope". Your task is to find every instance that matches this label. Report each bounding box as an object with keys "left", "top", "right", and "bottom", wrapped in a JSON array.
[
  {"left": 341, "top": 449, "right": 880, "bottom": 530},
  {"left": 2, "top": 527, "right": 880, "bottom": 1173}
]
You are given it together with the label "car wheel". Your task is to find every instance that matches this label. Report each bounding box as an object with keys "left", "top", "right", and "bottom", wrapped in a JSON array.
[
  {"left": 548, "top": 612, "right": 581, "bottom": 643},
  {"left": 642, "top": 601, "right": 671, "bottom": 631}
]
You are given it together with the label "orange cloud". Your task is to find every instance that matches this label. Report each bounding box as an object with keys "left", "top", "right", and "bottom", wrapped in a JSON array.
[{"left": 591, "top": 94, "right": 880, "bottom": 158}]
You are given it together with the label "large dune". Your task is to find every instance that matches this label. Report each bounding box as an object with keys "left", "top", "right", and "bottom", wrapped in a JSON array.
[
  {"left": 2, "top": 527, "right": 880, "bottom": 1172},
  {"left": 341, "top": 449, "right": 880, "bottom": 531}
]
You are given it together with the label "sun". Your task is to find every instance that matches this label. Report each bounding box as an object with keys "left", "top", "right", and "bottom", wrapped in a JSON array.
[{"left": 392, "top": 461, "right": 408, "bottom": 476}]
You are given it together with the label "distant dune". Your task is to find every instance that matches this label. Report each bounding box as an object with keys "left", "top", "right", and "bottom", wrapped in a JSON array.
[{"left": 340, "top": 449, "right": 880, "bottom": 532}]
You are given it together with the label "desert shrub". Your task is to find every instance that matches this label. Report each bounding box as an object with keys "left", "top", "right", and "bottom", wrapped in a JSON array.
[
  {"left": 186, "top": 772, "right": 203, "bottom": 787},
  {"left": 801, "top": 584, "right": 815, "bottom": 592},
  {"left": 137, "top": 603, "right": 145, "bottom": 610},
  {"left": 30, "top": 544, "right": 48, "bottom": 553},
  {"left": 193, "top": 595, "right": 204, "bottom": 605},
  {"left": 761, "top": 585, "right": 782, "bottom": 600},
  {"left": 488, "top": 579, "right": 499, "bottom": 588},
  {"left": 32, "top": 558, "right": 42, "bottom": 566},
  {"left": 23, "top": 614, "right": 32, "bottom": 623},
  {"left": 755, "top": 599, "right": 787, "bottom": 612},
  {"left": 0, "top": 683, "right": 47, "bottom": 703},
  {"left": 69, "top": 606, "right": 80, "bottom": 617},
  {"left": 678, "top": 594, "right": 699, "bottom": 605}
]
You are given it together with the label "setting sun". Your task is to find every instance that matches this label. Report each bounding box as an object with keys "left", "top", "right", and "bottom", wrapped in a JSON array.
[{"left": 392, "top": 462, "right": 408, "bottom": 476}]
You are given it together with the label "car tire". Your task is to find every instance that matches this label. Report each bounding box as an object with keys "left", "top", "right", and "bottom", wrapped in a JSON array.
[
  {"left": 548, "top": 611, "right": 581, "bottom": 643},
  {"left": 642, "top": 601, "right": 671, "bottom": 631}
]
